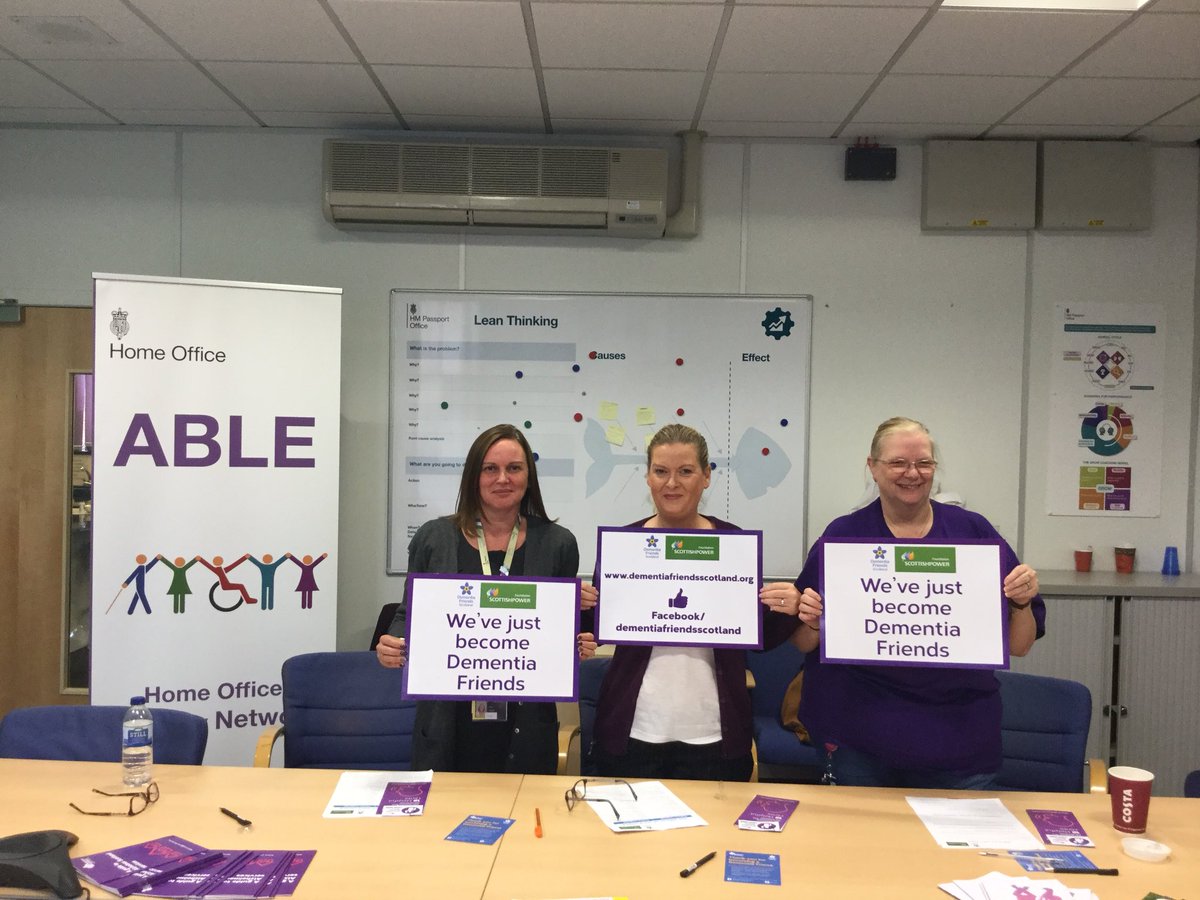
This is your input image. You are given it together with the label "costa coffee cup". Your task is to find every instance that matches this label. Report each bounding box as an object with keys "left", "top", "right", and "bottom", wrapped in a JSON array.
[
  {"left": 1114, "top": 544, "right": 1136, "bottom": 574},
  {"left": 1108, "top": 765, "right": 1154, "bottom": 833}
]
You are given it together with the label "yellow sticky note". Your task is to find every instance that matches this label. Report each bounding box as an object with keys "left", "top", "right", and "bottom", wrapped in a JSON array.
[
  {"left": 605, "top": 424, "right": 626, "bottom": 446},
  {"left": 635, "top": 406, "right": 655, "bottom": 426},
  {"left": 599, "top": 401, "right": 619, "bottom": 420}
]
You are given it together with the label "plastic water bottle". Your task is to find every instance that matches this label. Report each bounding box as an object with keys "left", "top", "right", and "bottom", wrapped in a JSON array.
[{"left": 122, "top": 696, "right": 154, "bottom": 786}]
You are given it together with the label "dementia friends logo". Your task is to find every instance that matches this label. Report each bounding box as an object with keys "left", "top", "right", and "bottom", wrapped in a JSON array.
[
  {"left": 895, "top": 547, "right": 956, "bottom": 573},
  {"left": 457, "top": 581, "right": 476, "bottom": 608},
  {"left": 643, "top": 535, "right": 661, "bottom": 559},
  {"left": 869, "top": 545, "right": 889, "bottom": 571},
  {"left": 666, "top": 535, "right": 720, "bottom": 561},
  {"left": 110, "top": 308, "right": 130, "bottom": 340}
]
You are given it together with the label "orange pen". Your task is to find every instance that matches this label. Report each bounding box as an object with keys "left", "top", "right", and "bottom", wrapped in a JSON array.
[{"left": 534, "top": 807, "right": 543, "bottom": 838}]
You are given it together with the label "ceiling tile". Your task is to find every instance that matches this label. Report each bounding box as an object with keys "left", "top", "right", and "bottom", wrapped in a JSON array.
[
  {"left": 0, "top": 58, "right": 90, "bottom": 105},
  {"left": 404, "top": 114, "right": 548, "bottom": 133},
  {"left": 257, "top": 111, "right": 401, "bottom": 129},
  {"left": 1158, "top": 92, "right": 1200, "bottom": 125},
  {"left": 855, "top": 74, "right": 1047, "bottom": 124},
  {"left": 0, "top": 0, "right": 180, "bottom": 60},
  {"left": 375, "top": 65, "right": 543, "bottom": 118},
  {"left": 705, "top": 72, "right": 876, "bottom": 122},
  {"left": 1070, "top": 12, "right": 1200, "bottom": 78},
  {"left": 329, "top": 0, "right": 532, "bottom": 67},
  {"left": 987, "top": 123, "right": 1133, "bottom": 138},
  {"left": 551, "top": 118, "right": 691, "bottom": 136},
  {"left": 0, "top": 105, "right": 113, "bottom": 124},
  {"left": 133, "top": 0, "right": 356, "bottom": 63},
  {"left": 113, "top": 108, "right": 260, "bottom": 127},
  {"left": 701, "top": 120, "right": 841, "bottom": 138},
  {"left": 718, "top": 6, "right": 927, "bottom": 73},
  {"left": 532, "top": 2, "right": 722, "bottom": 70},
  {"left": 893, "top": 9, "right": 1128, "bottom": 76},
  {"left": 35, "top": 59, "right": 241, "bottom": 109},
  {"left": 847, "top": 122, "right": 986, "bottom": 139},
  {"left": 205, "top": 62, "right": 388, "bottom": 112},
  {"left": 1133, "top": 124, "right": 1200, "bottom": 141},
  {"left": 543, "top": 69, "right": 704, "bottom": 119},
  {"left": 1004, "top": 76, "right": 1200, "bottom": 126}
]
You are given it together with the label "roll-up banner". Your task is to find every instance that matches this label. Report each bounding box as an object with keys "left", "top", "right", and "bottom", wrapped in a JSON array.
[{"left": 91, "top": 274, "right": 341, "bottom": 765}]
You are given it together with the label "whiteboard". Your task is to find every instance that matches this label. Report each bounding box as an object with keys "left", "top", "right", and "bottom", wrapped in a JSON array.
[{"left": 388, "top": 291, "right": 811, "bottom": 576}]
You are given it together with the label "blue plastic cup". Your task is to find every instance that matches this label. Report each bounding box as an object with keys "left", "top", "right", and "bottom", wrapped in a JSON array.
[{"left": 1162, "top": 546, "right": 1180, "bottom": 576}]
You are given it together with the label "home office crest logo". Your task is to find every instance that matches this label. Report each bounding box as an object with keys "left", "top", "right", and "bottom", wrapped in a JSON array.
[{"left": 110, "top": 308, "right": 130, "bottom": 340}]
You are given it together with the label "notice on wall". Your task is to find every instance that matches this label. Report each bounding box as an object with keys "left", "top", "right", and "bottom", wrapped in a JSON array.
[
  {"left": 403, "top": 574, "right": 580, "bottom": 701},
  {"left": 388, "top": 291, "right": 811, "bottom": 577},
  {"left": 819, "top": 538, "right": 1007, "bottom": 669},
  {"left": 1046, "top": 303, "right": 1163, "bottom": 517}
]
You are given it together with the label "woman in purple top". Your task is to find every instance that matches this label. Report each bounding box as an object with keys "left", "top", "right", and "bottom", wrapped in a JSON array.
[
  {"left": 589, "top": 424, "right": 805, "bottom": 782},
  {"left": 792, "top": 417, "right": 1046, "bottom": 789}
]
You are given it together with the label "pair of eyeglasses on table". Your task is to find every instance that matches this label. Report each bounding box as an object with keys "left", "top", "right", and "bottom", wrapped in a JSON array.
[
  {"left": 69, "top": 781, "right": 160, "bottom": 817},
  {"left": 563, "top": 778, "right": 638, "bottom": 820}
]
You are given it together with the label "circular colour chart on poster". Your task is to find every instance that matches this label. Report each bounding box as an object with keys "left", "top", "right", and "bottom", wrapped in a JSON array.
[{"left": 1080, "top": 404, "right": 1134, "bottom": 456}]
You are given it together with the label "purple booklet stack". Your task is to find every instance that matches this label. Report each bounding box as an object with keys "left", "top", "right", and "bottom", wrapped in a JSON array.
[{"left": 72, "top": 836, "right": 315, "bottom": 899}]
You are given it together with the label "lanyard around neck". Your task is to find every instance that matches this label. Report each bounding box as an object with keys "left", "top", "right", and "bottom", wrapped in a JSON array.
[{"left": 475, "top": 517, "right": 520, "bottom": 577}]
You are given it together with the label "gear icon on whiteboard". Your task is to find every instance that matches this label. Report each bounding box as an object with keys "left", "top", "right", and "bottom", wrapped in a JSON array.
[{"left": 761, "top": 307, "right": 794, "bottom": 340}]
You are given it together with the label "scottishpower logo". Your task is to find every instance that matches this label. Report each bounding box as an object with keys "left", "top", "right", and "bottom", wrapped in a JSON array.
[
  {"left": 480, "top": 582, "right": 537, "bottom": 609},
  {"left": 666, "top": 536, "right": 720, "bottom": 560},
  {"left": 895, "top": 547, "right": 956, "bottom": 573}
]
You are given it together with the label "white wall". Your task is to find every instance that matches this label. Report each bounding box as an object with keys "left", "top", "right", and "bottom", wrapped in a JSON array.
[{"left": 2, "top": 128, "right": 1196, "bottom": 651}]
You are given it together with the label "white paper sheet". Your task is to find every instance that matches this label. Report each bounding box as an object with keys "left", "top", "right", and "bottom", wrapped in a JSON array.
[
  {"left": 579, "top": 780, "right": 707, "bottom": 832},
  {"left": 322, "top": 769, "right": 434, "bottom": 818},
  {"left": 907, "top": 797, "right": 1043, "bottom": 850}
]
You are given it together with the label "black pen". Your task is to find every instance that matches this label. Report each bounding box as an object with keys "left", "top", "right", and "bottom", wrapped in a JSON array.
[
  {"left": 1050, "top": 866, "right": 1119, "bottom": 876},
  {"left": 679, "top": 851, "right": 717, "bottom": 878},
  {"left": 220, "top": 807, "right": 252, "bottom": 828}
]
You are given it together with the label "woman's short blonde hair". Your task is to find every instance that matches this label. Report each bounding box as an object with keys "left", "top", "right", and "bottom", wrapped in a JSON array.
[
  {"left": 646, "top": 423, "right": 710, "bottom": 470},
  {"left": 869, "top": 416, "right": 937, "bottom": 461}
]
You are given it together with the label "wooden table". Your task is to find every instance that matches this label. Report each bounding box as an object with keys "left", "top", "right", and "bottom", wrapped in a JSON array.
[{"left": 2, "top": 760, "right": 1197, "bottom": 898}]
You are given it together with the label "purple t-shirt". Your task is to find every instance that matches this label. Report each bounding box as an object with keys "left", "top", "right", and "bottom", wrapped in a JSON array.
[{"left": 794, "top": 499, "right": 1047, "bottom": 774}]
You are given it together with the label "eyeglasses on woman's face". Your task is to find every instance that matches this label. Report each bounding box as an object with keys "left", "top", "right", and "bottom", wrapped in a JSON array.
[{"left": 873, "top": 458, "right": 937, "bottom": 475}]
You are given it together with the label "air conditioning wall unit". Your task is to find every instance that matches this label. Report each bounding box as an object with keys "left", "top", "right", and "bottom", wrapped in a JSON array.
[{"left": 323, "top": 140, "right": 669, "bottom": 238}]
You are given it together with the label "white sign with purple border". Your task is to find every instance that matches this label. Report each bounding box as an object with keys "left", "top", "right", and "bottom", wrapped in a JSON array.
[
  {"left": 820, "top": 538, "right": 1007, "bottom": 669},
  {"left": 596, "top": 527, "right": 762, "bottom": 649},
  {"left": 403, "top": 574, "right": 580, "bottom": 701}
]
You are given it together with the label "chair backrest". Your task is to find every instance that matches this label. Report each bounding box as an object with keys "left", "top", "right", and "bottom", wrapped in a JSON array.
[
  {"left": 746, "top": 641, "right": 806, "bottom": 719},
  {"left": 0, "top": 705, "right": 208, "bottom": 765},
  {"left": 369, "top": 603, "right": 401, "bottom": 652},
  {"left": 995, "top": 671, "right": 1092, "bottom": 793},
  {"left": 1184, "top": 769, "right": 1200, "bottom": 798},
  {"left": 578, "top": 656, "right": 611, "bottom": 776},
  {"left": 280, "top": 651, "right": 416, "bottom": 769}
]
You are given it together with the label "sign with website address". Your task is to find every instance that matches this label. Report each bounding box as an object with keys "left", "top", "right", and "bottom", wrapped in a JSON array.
[
  {"left": 819, "top": 538, "right": 1007, "bottom": 669},
  {"left": 595, "top": 527, "right": 763, "bottom": 649},
  {"left": 403, "top": 574, "right": 580, "bottom": 701}
]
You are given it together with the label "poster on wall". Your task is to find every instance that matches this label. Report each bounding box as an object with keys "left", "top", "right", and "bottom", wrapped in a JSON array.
[
  {"left": 1046, "top": 303, "right": 1163, "bottom": 517},
  {"left": 91, "top": 274, "right": 341, "bottom": 765},
  {"left": 388, "top": 292, "right": 812, "bottom": 577}
]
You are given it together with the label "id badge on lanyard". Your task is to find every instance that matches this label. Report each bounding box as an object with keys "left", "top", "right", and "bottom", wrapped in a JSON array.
[{"left": 471, "top": 519, "right": 519, "bottom": 723}]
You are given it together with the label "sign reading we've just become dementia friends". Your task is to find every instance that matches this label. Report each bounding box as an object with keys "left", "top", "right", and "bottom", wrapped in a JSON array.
[
  {"left": 820, "top": 539, "right": 1007, "bottom": 669},
  {"left": 403, "top": 575, "right": 580, "bottom": 701},
  {"left": 596, "top": 527, "right": 762, "bottom": 649}
]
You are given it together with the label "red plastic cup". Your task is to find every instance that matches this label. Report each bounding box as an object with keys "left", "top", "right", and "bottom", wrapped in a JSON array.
[
  {"left": 1109, "top": 765, "right": 1154, "bottom": 833},
  {"left": 1074, "top": 548, "right": 1093, "bottom": 572}
]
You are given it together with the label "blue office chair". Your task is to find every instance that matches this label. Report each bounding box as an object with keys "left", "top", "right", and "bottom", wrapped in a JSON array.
[
  {"left": 572, "top": 655, "right": 610, "bottom": 776},
  {"left": 0, "top": 705, "right": 207, "bottom": 765},
  {"left": 255, "top": 651, "right": 416, "bottom": 769},
  {"left": 746, "top": 641, "right": 823, "bottom": 783},
  {"left": 995, "top": 670, "right": 1099, "bottom": 793},
  {"left": 1183, "top": 770, "right": 1200, "bottom": 798}
]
